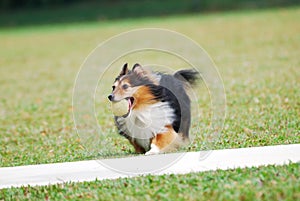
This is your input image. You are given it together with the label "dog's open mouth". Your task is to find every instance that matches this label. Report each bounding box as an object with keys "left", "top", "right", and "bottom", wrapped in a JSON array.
[
  {"left": 123, "top": 97, "right": 134, "bottom": 117},
  {"left": 128, "top": 97, "right": 135, "bottom": 108}
]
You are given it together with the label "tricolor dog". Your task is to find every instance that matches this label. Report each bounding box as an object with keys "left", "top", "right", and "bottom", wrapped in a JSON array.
[{"left": 108, "top": 63, "right": 199, "bottom": 155}]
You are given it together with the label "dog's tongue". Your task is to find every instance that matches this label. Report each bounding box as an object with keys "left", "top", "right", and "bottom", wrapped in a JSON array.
[{"left": 128, "top": 98, "right": 132, "bottom": 111}]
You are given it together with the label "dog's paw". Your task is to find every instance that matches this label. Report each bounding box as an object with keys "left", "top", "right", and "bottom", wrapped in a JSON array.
[{"left": 145, "top": 144, "right": 160, "bottom": 155}]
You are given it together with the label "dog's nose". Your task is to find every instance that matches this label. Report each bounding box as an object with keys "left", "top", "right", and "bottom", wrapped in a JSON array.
[{"left": 108, "top": 94, "right": 113, "bottom": 101}]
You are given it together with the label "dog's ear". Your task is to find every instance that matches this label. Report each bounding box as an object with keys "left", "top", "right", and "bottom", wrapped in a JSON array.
[
  {"left": 119, "top": 63, "right": 129, "bottom": 76},
  {"left": 132, "top": 63, "right": 145, "bottom": 76}
]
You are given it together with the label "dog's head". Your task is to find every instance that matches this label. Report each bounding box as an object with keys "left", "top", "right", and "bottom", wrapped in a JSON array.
[{"left": 107, "top": 63, "right": 152, "bottom": 103}]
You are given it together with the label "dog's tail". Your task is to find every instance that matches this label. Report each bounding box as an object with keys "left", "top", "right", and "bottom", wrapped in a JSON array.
[{"left": 174, "top": 69, "right": 200, "bottom": 85}]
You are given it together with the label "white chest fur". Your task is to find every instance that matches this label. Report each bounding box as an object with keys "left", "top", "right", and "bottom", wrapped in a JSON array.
[{"left": 116, "top": 102, "right": 175, "bottom": 141}]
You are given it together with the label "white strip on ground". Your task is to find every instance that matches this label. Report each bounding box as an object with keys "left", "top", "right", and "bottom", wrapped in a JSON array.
[{"left": 0, "top": 144, "right": 299, "bottom": 189}]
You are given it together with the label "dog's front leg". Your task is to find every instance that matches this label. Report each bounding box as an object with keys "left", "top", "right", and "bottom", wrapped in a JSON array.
[{"left": 145, "top": 125, "right": 178, "bottom": 155}]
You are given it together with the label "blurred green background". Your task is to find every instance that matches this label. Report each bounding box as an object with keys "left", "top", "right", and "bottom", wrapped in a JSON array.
[{"left": 0, "top": 0, "right": 299, "bottom": 27}]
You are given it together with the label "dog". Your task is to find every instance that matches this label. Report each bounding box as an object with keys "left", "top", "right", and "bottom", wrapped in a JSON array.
[{"left": 108, "top": 63, "right": 199, "bottom": 155}]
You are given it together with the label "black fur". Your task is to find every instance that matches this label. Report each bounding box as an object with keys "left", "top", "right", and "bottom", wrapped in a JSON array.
[
  {"left": 160, "top": 73, "right": 192, "bottom": 137},
  {"left": 124, "top": 69, "right": 153, "bottom": 87},
  {"left": 146, "top": 82, "right": 182, "bottom": 134},
  {"left": 174, "top": 69, "right": 199, "bottom": 85},
  {"left": 144, "top": 69, "right": 199, "bottom": 138}
]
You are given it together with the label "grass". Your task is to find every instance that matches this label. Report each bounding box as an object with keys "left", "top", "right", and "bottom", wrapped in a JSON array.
[
  {"left": 0, "top": 6, "right": 299, "bottom": 200},
  {"left": 1, "top": 163, "right": 299, "bottom": 200}
]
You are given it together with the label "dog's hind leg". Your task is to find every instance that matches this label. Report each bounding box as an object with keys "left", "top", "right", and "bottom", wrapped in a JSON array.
[{"left": 129, "top": 139, "right": 147, "bottom": 154}]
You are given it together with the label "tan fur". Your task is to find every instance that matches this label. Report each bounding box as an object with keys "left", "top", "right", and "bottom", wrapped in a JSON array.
[
  {"left": 151, "top": 125, "right": 181, "bottom": 152},
  {"left": 132, "top": 86, "right": 158, "bottom": 110}
]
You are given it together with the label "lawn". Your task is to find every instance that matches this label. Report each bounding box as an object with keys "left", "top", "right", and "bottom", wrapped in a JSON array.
[
  {"left": 0, "top": 5, "right": 299, "bottom": 200},
  {"left": 1, "top": 163, "right": 299, "bottom": 200}
]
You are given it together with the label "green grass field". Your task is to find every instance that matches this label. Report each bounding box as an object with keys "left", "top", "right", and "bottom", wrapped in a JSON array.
[
  {"left": 1, "top": 163, "right": 299, "bottom": 200},
  {"left": 0, "top": 6, "right": 299, "bottom": 200}
]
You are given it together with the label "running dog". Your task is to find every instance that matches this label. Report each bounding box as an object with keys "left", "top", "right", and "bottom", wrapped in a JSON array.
[{"left": 108, "top": 63, "right": 198, "bottom": 155}]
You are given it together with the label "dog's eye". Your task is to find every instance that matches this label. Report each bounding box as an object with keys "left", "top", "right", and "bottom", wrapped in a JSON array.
[
  {"left": 112, "top": 86, "right": 116, "bottom": 91},
  {"left": 122, "top": 84, "right": 129, "bottom": 90}
]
